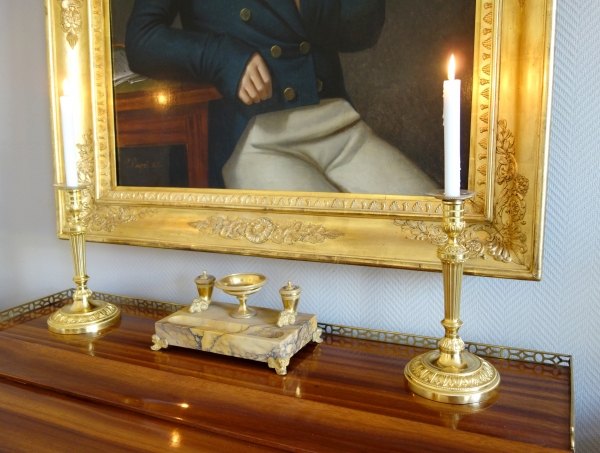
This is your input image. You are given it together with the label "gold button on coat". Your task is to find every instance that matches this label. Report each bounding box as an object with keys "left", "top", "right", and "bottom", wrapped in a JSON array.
[
  {"left": 271, "top": 45, "right": 282, "bottom": 58},
  {"left": 317, "top": 78, "right": 323, "bottom": 92},
  {"left": 240, "top": 8, "right": 251, "bottom": 21},
  {"left": 300, "top": 42, "right": 311, "bottom": 54},
  {"left": 284, "top": 88, "right": 296, "bottom": 101}
]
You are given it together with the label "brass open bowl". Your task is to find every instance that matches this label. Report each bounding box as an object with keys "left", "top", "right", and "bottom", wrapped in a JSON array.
[{"left": 215, "top": 273, "right": 268, "bottom": 318}]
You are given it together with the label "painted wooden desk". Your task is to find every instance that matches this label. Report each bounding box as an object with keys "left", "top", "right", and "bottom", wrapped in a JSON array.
[{"left": 0, "top": 291, "right": 574, "bottom": 452}]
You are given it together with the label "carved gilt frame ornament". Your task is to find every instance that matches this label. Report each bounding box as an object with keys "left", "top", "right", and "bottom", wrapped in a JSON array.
[
  {"left": 57, "top": 0, "right": 83, "bottom": 49},
  {"left": 46, "top": 0, "right": 555, "bottom": 280},
  {"left": 189, "top": 216, "right": 344, "bottom": 245}
]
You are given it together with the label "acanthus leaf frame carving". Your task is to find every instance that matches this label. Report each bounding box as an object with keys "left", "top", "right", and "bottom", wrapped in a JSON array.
[
  {"left": 395, "top": 2, "right": 530, "bottom": 266},
  {"left": 73, "top": 132, "right": 157, "bottom": 233},
  {"left": 396, "top": 120, "right": 528, "bottom": 266}
]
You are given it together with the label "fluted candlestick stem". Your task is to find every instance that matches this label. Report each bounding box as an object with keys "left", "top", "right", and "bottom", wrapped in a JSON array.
[{"left": 48, "top": 185, "right": 121, "bottom": 334}]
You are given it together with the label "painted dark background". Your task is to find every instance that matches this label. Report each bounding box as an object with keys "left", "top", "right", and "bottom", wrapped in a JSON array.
[
  {"left": 340, "top": 0, "right": 475, "bottom": 189},
  {"left": 111, "top": 0, "right": 476, "bottom": 190}
]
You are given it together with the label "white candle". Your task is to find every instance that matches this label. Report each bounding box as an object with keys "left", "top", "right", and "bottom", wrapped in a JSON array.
[
  {"left": 443, "top": 55, "right": 461, "bottom": 197},
  {"left": 60, "top": 80, "right": 78, "bottom": 187}
]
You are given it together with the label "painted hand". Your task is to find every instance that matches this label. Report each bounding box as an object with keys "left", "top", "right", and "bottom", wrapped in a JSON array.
[{"left": 238, "top": 53, "right": 272, "bottom": 105}]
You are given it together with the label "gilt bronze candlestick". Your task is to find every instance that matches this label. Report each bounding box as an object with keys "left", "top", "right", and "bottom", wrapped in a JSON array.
[
  {"left": 404, "top": 190, "right": 500, "bottom": 404},
  {"left": 48, "top": 184, "right": 121, "bottom": 334}
]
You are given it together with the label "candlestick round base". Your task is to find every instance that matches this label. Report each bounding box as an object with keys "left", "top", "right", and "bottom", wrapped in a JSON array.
[
  {"left": 47, "top": 299, "right": 121, "bottom": 335},
  {"left": 404, "top": 349, "right": 500, "bottom": 405}
]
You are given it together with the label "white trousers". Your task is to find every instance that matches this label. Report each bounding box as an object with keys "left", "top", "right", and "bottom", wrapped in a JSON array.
[{"left": 222, "top": 99, "right": 437, "bottom": 194}]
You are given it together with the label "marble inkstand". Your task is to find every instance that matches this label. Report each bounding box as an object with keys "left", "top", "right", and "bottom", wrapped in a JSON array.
[{"left": 151, "top": 273, "right": 323, "bottom": 375}]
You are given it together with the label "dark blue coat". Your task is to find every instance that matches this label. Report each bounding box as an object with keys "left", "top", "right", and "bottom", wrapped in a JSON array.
[{"left": 125, "top": 0, "right": 385, "bottom": 187}]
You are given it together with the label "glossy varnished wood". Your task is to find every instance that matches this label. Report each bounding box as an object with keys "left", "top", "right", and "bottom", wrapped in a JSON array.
[
  {"left": 114, "top": 84, "right": 221, "bottom": 188},
  {"left": 0, "top": 379, "right": 281, "bottom": 453},
  {"left": 0, "top": 301, "right": 572, "bottom": 452},
  {"left": 115, "top": 83, "right": 221, "bottom": 112}
]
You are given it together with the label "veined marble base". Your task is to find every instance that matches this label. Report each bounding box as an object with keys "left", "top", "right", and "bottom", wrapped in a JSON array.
[{"left": 151, "top": 302, "right": 322, "bottom": 375}]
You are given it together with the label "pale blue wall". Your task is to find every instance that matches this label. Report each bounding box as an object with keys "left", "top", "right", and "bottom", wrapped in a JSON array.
[{"left": 0, "top": 1, "right": 598, "bottom": 450}]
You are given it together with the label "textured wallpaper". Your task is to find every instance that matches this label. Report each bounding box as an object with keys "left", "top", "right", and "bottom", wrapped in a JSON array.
[{"left": 0, "top": 0, "right": 598, "bottom": 450}]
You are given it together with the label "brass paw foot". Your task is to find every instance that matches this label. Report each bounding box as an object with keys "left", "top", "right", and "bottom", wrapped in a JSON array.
[
  {"left": 151, "top": 334, "right": 169, "bottom": 351},
  {"left": 268, "top": 356, "right": 290, "bottom": 375},
  {"left": 312, "top": 327, "right": 323, "bottom": 344}
]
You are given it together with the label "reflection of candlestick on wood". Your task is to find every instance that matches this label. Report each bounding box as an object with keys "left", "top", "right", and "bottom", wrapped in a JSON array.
[
  {"left": 443, "top": 55, "right": 461, "bottom": 197},
  {"left": 411, "top": 392, "right": 497, "bottom": 430}
]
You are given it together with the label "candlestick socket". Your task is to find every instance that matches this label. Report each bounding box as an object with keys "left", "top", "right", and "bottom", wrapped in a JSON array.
[
  {"left": 190, "top": 270, "right": 215, "bottom": 313},
  {"left": 277, "top": 281, "right": 301, "bottom": 327}
]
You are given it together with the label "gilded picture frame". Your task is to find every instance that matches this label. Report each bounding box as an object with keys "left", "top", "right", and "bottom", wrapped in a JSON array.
[{"left": 46, "top": 0, "right": 555, "bottom": 280}]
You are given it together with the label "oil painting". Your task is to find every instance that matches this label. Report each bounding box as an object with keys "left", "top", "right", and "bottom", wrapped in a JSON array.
[{"left": 110, "top": 0, "right": 475, "bottom": 194}]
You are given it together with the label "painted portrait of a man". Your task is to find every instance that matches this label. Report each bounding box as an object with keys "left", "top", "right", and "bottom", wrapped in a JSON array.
[{"left": 114, "top": 0, "right": 475, "bottom": 193}]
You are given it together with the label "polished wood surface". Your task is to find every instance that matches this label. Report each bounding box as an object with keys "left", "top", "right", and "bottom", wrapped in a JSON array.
[
  {"left": 0, "top": 300, "right": 572, "bottom": 452},
  {"left": 0, "top": 379, "right": 280, "bottom": 453},
  {"left": 115, "top": 83, "right": 221, "bottom": 112},
  {"left": 115, "top": 84, "right": 221, "bottom": 188}
]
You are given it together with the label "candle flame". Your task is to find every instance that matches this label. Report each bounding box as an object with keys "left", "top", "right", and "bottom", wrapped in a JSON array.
[
  {"left": 62, "top": 79, "right": 70, "bottom": 96},
  {"left": 448, "top": 55, "right": 456, "bottom": 80}
]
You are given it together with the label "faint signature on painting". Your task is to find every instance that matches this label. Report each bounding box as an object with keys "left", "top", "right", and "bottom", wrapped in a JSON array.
[{"left": 124, "top": 157, "right": 165, "bottom": 171}]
